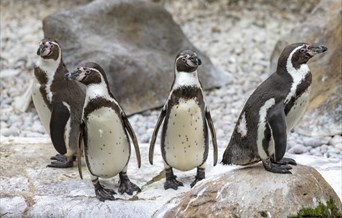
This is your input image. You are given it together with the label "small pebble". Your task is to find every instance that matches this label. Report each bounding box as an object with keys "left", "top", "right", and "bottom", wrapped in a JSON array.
[
  {"left": 0, "top": 69, "right": 19, "bottom": 78},
  {"left": 288, "top": 144, "right": 307, "bottom": 154},
  {"left": 302, "top": 137, "right": 328, "bottom": 148}
]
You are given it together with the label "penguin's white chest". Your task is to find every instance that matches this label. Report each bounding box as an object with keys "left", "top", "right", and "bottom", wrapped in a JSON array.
[
  {"left": 285, "top": 88, "right": 311, "bottom": 131},
  {"left": 164, "top": 99, "right": 206, "bottom": 171},
  {"left": 32, "top": 79, "right": 51, "bottom": 134},
  {"left": 85, "top": 107, "right": 129, "bottom": 178}
]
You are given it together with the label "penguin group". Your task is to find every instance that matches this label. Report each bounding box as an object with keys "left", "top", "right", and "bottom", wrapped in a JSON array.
[{"left": 33, "top": 38, "right": 327, "bottom": 201}]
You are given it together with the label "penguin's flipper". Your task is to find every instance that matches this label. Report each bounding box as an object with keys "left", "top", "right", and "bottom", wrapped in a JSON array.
[
  {"left": 205, "top": 108, "right": 218, "bottom": 166},
  {"left": 50, "top": 102, "right": 70, "bottom": 155},
  {"left": 121, "top": 111, "right": 141, "bottom": 168},
  {"left": 77, "top": 122, "right": 85, "bottom": 179},
  {"left": 149, "top": 107, "right": 166, "bottom": 165},
  {"left": 267, "top": 101, "right": 287, "bottom": 162}
]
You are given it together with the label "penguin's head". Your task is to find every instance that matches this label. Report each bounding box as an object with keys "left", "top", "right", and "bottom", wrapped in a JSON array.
[
  {"left": 36, "top": 39, "right": 60, "bottom": 60},
  {"left": 278, "top": 43, "right": 327, "bottom": 70},
  {"left": 64, "top": 62, "right": 109, "bottom": 86},
  {"left": 175, "top": 50, "right": 202, "bottom": 73}
]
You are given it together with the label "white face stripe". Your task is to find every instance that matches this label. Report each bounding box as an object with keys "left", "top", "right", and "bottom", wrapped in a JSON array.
[
  {"left": 285, "top": 45, "right": 310, "bottom": 104},
  {"left": 83, "top": 67, "right": 100, "bottom": 73},
  {"left": 49, "top": 41, "right": 59, "bottom": 46},
  {"left": 286, "top": 45, "right": 305, "bottom": 71},
  {"left": 175, "top": 55, "right": 183, "bottom": 63},
  {"left": 257, "top": 98, "right": 276, "bottom": 159}
]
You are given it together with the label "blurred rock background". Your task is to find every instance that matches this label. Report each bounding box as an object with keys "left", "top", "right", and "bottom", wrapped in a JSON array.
[{"left": 0, "top": 0, "right": 341, "bottom": 157}]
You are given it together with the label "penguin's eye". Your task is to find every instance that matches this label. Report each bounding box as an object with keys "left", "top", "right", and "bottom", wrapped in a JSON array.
[
  {"left": 181, "top": 57, "right": 186, "bottom": 62},
  {"left": 299, "top": 48, "right": 306, "bottom": 53},
  {"left": 85, "top": 70, "right": 90, "bottom": 74}
]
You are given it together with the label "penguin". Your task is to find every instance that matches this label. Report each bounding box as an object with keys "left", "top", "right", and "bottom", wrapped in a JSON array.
[
  {"left": 222, "top": 43, "right": 327, "bottom": 174},
  {"left": 149, "top": 49, "right": 218, "bottom": 190},
  {"left": 32, "top": 39, "right": 85, "bottom": 168},
  {"left": 64, "top": 62, "right": 141, "bottom": 201}
]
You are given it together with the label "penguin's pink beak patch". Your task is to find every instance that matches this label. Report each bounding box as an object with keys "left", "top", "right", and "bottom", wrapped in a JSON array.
[{"left": 64, "top": 68, "right": 87, "bottom": 81}]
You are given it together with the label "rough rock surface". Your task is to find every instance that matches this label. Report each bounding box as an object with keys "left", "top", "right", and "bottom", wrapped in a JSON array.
[
  {"left": 270, "top": 0, "right": 342, "bottom": 136},
  {"left": 1, "top": 138, "right": 341, "bottom": 217},
  {"left": 156, "top": 164, "right": 342, "bottom": 218},
  {"left": 42, "top": 0, "right": 228, "bottom": 114},
  {"left": 0, "top": 138, "right": 221, "bottom": 217}
]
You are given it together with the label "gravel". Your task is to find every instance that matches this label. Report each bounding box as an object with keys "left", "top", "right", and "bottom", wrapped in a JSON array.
[{"left": 0, "top": 0, "right": 341, "bottom": 160}]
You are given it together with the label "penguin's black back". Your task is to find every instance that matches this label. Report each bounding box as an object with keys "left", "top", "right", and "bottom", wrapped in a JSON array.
[{"left": 223, "top": 71, "right": 292, "bottom": 165}]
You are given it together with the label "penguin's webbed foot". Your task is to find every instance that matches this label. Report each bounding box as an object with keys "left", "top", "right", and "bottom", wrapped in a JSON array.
[
  {"left": 92, "top": 178, "right": 116, "bottom": 201},
  {"left": 190, "top": 178, "right": 203, "bottom": 188},
  {"left": 95, "top": 186, "right": 117, "bottom": 202},
  {"left": 262, "top": 158, "right": 292, "bottom": 174},
  {"left": 275, "top": 157, "right": 297, "bottom": 166},
  {"left": 118, "top": 172, "right": 141, "bottom": 195},
  {"left": 47, "top": 156, "right": 74, "bottom": 168},
  {"left": 164, "top": 177, "right": 184, "bottom": 190},
  {"left": 50, "top": 153, "right": 64, "bottom": 161},
  {"left": 50, "top": 154, "right": 76, "bottom": 162},
  {"left": 190, "top": 168, "right": 205, "bottom": 188},
  {"left": 164, "top": 168, "right": 183, "bottom": 190}
]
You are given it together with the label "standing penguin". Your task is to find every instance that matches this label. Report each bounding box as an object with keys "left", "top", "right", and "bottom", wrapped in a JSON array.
[
  {"left": 32, "top": 39, "right": 85, "bottom": 168},
  {"left": 149, "top": 50, "right": 218, "bottom": 190},
  {"left": 65, "top": 62, "right": 141, "bottom": 201},
  {"left": 222, "top": 43, "right": 327, "bottom": 173}
]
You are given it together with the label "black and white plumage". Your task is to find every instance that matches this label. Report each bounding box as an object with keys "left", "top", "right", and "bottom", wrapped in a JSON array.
[
  {"left": 32, "top": 39, "right": 85, "bottom": 168},
  {"left": 65, "top": 62, "right": 141, "bottom": 202},
  {"left": 222, "top": 43, "right": 327, "bottom": 174},
  {"left": 149, "top": 50, "right": 218, "bottom": 189}
]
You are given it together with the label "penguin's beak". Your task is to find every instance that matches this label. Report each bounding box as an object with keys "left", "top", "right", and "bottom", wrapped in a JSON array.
[
  {"left": 64, "top": 70, "right": 81, "bottom": 81},
  {"left": 36, "top": 45, "right": 44, "bottom": 56},
  {"left": 189, "top": 56, "right": 202, "bottom": 66},
  {"left": 307, "top": 45, "right": 328, "bottom": 57}
]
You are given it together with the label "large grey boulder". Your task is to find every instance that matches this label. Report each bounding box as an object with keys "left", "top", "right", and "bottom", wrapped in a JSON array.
[
  {"left": 155, "top": 164, "right": 342, "bottom": 217},
  {"left": 270, "top": 0, "right": 342, "bottom": 136},
  {"left": 1, "top": 139, "right": 341, "bottom": 217},
  {"left": 42, "top": 0, "right": 229, "bottom": 114}
]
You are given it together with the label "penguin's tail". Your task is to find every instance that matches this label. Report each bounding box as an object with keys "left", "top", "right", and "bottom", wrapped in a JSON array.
[
  {"left": 221, "top": 143, "right": 259, "bottom": 166},
  {"left": 221, "top": 144, "right": 235, "bottom": 165}
]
